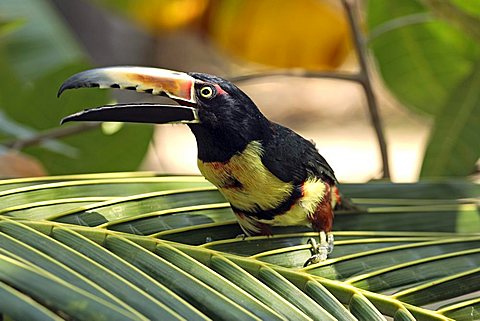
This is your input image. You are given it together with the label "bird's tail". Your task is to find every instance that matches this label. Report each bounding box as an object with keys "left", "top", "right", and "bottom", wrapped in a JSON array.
[
  {"left": 335, "top": 196, "right": 360, "bottom": 211},
  {"left": 332, "top": 185, "right": 362, "bottom": 212}
]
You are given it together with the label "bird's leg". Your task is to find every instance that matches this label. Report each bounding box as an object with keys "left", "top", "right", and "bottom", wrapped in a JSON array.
[
  {"left": 303, "top": 231, "right": 334, "bottom": 267},
  {"left": 326, "top": 232, "right": 334, "bottom": 254}
]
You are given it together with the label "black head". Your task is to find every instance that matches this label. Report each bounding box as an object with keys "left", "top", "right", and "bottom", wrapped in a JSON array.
[{"left": 187, "top": 72, "right": 271, "bottom": 161}]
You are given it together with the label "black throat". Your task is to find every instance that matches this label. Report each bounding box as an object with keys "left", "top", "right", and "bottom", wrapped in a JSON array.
[
  {"left": 188, "top": 118, "right": 271, "bottom": 163},
  {"left": 186, "top": 72, "right": 272, "bottom": 162}
]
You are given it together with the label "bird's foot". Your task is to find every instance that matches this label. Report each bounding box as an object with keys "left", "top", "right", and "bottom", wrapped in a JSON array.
[
  {"left": 303, "top": 232, "right": 334, "bottom": 267},
  {"left": 303, "top": 241, "right": 328, "bottom": 267}
]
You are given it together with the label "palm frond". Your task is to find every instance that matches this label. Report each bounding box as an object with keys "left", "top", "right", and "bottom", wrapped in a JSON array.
[{"left": 0, "top": 173, "right": 478, "bottom": 320}]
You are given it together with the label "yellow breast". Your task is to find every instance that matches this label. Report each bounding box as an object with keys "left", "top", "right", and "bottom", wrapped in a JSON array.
[{"left": 197, "top": 141, "right": 293, "bottom": 212}]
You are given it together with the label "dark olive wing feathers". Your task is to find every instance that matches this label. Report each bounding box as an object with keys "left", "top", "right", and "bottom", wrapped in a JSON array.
[{"left": 261, "top": 122, "right": 337, "bottom": 186}]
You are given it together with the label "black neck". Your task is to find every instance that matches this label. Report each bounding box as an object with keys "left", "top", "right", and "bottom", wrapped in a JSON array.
[{"left": 188, "top": 120, "right": 271, "bottom": 163}]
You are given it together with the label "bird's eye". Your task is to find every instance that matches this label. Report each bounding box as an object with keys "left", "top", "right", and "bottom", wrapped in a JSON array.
[{"left": 199, "top": 86, "right": 214, "bottom": 99}]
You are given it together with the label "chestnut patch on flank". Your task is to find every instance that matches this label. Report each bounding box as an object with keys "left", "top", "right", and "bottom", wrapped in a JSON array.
[
  {"left": 309, "top": 184, "right": 333, "bottom": 232},
  {"left": 333, "top": 185, "right": 342, "bottom": 206}
]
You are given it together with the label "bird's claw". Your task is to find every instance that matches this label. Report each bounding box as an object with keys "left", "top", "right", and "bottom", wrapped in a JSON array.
[
  {"left": 235, "top": 233, "right": 247, "bottom": 240},
  {"left": 303, "top": 232, "right": 334, "bottom": 267},
  {"left": 303, "top": 246, "right": 328, "bottom": 267}
]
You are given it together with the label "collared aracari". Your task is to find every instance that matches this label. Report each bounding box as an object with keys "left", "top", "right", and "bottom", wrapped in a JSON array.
[{"left": 58, "top": 66, "right": 346, "bottom": 262}]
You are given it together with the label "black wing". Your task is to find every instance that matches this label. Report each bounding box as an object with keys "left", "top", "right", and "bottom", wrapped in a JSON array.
[{"left": 261, "top": 122, "right": 337, "bottom": 185}]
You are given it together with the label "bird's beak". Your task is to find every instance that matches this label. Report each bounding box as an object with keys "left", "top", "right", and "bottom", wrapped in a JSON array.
[{"left": 58, "top": 66, "right": 199, "bottom": 125}]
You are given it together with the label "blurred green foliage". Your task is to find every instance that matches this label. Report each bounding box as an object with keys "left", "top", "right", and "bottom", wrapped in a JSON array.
[
  {"left": 452, "top": 0, "right": 480, "bottom": 17},
  {"left": 0, "top": 0, "right": 153, "bottom": 174},
  {"left": 368, "top": 0, "right": 480, "bottom": 177},
  {"left": 0, "top": 0, "right": 478, "bottom": 178},
  {"left": 421, "top": 61, "right": 480, "bottom": 177}
]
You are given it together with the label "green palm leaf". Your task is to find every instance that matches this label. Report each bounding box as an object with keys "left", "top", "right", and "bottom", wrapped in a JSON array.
[{"left": 0, "top": 173, "right": 478, "bottom": 320}]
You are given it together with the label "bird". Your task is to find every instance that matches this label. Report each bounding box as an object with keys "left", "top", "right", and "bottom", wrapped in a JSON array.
[{"left": 58, "top": 66, "right": 348, "bottom": 263}]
